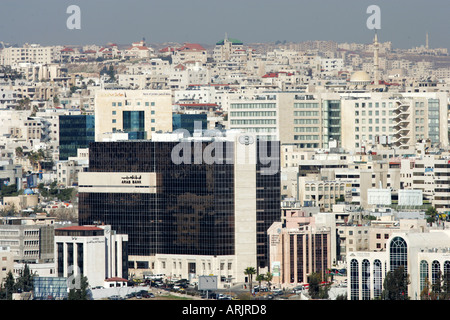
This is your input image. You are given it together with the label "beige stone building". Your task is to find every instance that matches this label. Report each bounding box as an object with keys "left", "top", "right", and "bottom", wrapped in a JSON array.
[
  {"left": 268, "top": 211, "right": 334, "bottom": 285},
  {"left": 228, "top": 91, "right": 449, "bottom": 153},
  {"left": 0, "top": 246, "right": 14, "bottom": 283},
  {"left": 94, "top": 89, "right": 173, "bottom": 142},
  {"left": 0, "top": 44, "right": 56, "bottom": 66}
]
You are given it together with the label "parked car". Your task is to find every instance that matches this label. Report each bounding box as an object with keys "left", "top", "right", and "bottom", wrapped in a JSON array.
[{"left": 272, "top": 289, "right": 283, "bottom": 296}]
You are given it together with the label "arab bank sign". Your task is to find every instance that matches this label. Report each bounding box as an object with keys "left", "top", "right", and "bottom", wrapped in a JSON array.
[{"left": 78, "top": 172, "right": 157, "bottom": 194}]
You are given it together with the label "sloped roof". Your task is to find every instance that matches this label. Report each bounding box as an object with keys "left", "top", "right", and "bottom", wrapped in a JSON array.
[{"left": 178, "top": 43, "right": 206, "bottom": 51}]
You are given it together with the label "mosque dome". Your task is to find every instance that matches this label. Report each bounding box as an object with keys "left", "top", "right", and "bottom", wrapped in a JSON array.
[
  {"left": 23, "top": 188, "right": 34, "bottom": 195},
  {"left": 350, "top": 71, "right": 371, "bottom": 84}
]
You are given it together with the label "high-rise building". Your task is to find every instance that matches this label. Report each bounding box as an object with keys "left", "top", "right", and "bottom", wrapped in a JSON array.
[
  {"left": 59, "top": 115, "right": 95, "bottom": 160},
  {"left": 227, "top": 91, "right": 449, "bottom": 152},
  {"left": 94, "top": 89, "right": 172, "bottom": 142},
  {"left": 78, "top": 132, "right": 280, "bottom": 284}
]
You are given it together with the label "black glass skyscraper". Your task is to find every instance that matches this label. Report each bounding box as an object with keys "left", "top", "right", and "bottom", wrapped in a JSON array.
[{"left": 78, "top": 139, "right": 280, "bottom": 269}]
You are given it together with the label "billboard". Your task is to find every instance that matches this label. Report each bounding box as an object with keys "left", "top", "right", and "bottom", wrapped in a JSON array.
[
  {"left": 398, "top": 189, "right": 423, "bottom": 206},
  {"left": 271, "top": 261, "right": 281, "bottom": 277},
  {"left": 367, "top": 188, "right": 392, "bottom": 205}
]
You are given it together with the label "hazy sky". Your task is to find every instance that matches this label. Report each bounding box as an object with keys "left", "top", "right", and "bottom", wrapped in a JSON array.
[{"left": 1, "top": 0, "right": 449, "bottom": 49}]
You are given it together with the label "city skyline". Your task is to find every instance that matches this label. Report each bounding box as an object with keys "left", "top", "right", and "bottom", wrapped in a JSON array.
[{"left": 1, "top": 0, "right": 449, "bottom": 49}]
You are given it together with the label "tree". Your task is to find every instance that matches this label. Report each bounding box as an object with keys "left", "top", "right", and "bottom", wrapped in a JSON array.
[
  {"left": 265, "top": 272, "right": 273, "bottom": 289},
  {"left": 255, "top": 274, "right": 265, "bottom": 289},
  {"left": 244, "top": 267, "right": 256, "bottom": 294},
  {"left": 68, "top": 275, "right": 90, "bottom": 300},
  {"left": 16, "top": 264, "right": 34, "bottom": 293},
  {"left": 382, "top": 266, "right": 410, "bottom": 300},
  {"left": 308, "top": 272, "right": 330, "bottom": 299},
  {"left": 27, "top": 149, "right": 45, "bottom": 171},
  {"left": 308, "top": 273, "right": 321, "bottom": 299},
  {"left": 425, "top": 206, "right": 438, "bottom": 224},
  {"left": 420, "top": 276, "right": 431, "bottom": 300},
  {"left": 15, "top": 147, "right": 24, "bottom": 158},
  {"left": 428, "top": 271, "right": 450, "bottom": 300},
  {"left": 2, "top": 271, "right": 15, "bottom": 300}
]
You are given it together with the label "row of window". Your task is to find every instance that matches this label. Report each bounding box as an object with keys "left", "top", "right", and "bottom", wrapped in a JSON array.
[
  {"left": 230, "top": 119, "right": 276, "bottom": 125},
  {"left": 294, "top": 135, "right": 319, "bottom": 141},
  {"left": 112, "top": 101, "right": 156, "bottom": 107},
  {"left": 230, "top": 103, "right": 276, "bottom": 109},
  {"left": 355, "top": 102, "right": 394, "bottom": 108},
  {"left": 294, "top": 103, "right": 319, "bottom": 109},
  {"left": 230, "top": 111, "right": 276, "bottom": 117}
]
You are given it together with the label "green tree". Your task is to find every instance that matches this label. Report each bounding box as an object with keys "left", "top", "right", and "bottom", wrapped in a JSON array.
[
  {"left": 0, "top": 184, "right": 19, "bottom": 197},
  {"left": 265, "top": 272, "right": 273, "bottom": 289},
  {"left": 428, "top": 271, "right": 450, "bottom": 300},
  {"left": 244, "top": 267, "right": 256, "bottom": 294},
  {"left": 2, "top": 271, "right": 15, "bottom": 300},
  {"left": 16, "top": 264, "right": 34, "bottom": 293},
  {"left": 308, "top": 272, "right": 330, "bottom": 299},
  {"left": 57, "top": 188, "right": 76, "bottom": 202},
  {"left": 255, "top": 274, "right": 265, "bottom": 289},
  {"left": 68, "top": 275, "right": 90, "bottom": 300},
  {"left": 15, "top": 147, "right": 24, "bottom": 158},
  {"left": 382, "top": 266, "right": 410, "bottom": 300},
  {"left": 425, "top": 206, "right": 438, "bottom": 224}
]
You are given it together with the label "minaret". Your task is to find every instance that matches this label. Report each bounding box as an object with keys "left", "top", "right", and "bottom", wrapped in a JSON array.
[
  {"left": 426, "top": 32, "right": 429, "bottom": 49},
  {"left": 373, "top": 31, "right": 379, "bottom": 85}
]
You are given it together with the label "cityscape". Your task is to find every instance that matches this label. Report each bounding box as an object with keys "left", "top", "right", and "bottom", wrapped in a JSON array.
[{"left": 1, "top": 1, "right": 450, "bottom": 308}]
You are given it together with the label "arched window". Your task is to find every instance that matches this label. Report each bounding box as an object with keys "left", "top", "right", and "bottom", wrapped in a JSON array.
[
  {"left": 362, "top": 259, "right": 370, "bottom": 300},
  {"left": 350, "top": 259, "right": 359, "bottom": 300},
  {"left": 444, "top": 261, "right": 450, "bottom": 295},
  {"left": 373, "top": 259, "right": 383, "bottom": 299},
  {"left": 390, "top": 237, "right": 407, "bottom": 273},
  {"left": 432, "top": 260, "right": 441, "bottom": 292},
  {"left": 419, "top": 260, "right": 429, "bottom": 294},
  {"left": 389, "top": 236, "right": 408, "bottom": 297}
]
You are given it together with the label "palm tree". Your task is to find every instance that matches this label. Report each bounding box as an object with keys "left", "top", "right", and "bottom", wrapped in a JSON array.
[
  {"left": 244, "top": 267, "right": 256, "bottom": 294},
  {"left": 15, "top": 147, "right": 24, "bottom": 158},
  {"left": 265, "top": 272, "right": 273, "bottom": 290},
  {"left": 256, "top": 274, "right": 265, "bottom": 290}
]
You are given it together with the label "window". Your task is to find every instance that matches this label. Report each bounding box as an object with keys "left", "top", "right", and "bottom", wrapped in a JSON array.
[
  {"left": 420, "top": 260, "right": 429, "bottom": 294},
  {"left": 362, "top": 259, "right": 370, "bottom": 300},
  {"left": 350, "top": 259, "right": 359, "bottom": 300},
  {"left": 373, "top": 260, "right": 383, "bottom": 299},
  {"left": 389, "top": 236, "right": 408, "bottom": 296}
]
